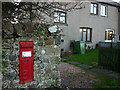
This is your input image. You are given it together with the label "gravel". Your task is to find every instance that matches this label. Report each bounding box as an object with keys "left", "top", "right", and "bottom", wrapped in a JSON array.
[{"left": 60, "top": 62, "right": 97, "bottom": 88}]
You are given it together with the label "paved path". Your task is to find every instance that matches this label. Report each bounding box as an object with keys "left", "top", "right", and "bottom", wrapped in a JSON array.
[
  {"left": 67, "top": 61, "right": 120, "bottom": 79},
  {"left": 0, "top": 72, "right": 2, "bottom": 90},
  {"left": 60, "top": 62, "right": 97, "bottom": 88}
]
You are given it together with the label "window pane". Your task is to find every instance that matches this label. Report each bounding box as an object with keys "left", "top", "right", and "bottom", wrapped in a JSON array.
[
  {"left": 61, "top": 13, "right": 65, "bottom": 16},
  {"left": 103, "top": 6, "right": 105, "bottom": 15},
  {"left": 54, "top": 12, "right": 58, "bottom": 17},
  {"left": 83, "top": 32, "right": 86, "bottom": 41},
  {"left": 101, "top": 5, "right": 104, "bottom": 15},
  {"left": 94, "top": 4, "right": 97, "bottom": 7},
  {"left": 54, "top": 16, "right": 59, "bottom": 22},
  {"left": 102, "top": 6, "right": 105, "bottom": 15},
  {"left": 101, "top": 6, "right": 102, "bottom": 15},
  {"left": 54, "top": 12, "right": 59, "bottom": 22},
  {"left": 105, "top": 6, "right": 107, "bottom": 15},
  {"left": 91, "top": 4, "right": 94, "bottom": 13},
  {"left": 108, "top": 31, "right": 113, "bottom": 40},
  {"left": 105, "top": 31, "right": 107, "bottom": 40},
  {"left": 83, "top": 29, "right": 86, "bottom": 31},
  {"left": 80, "top": 29, "right": 82, "bottom": 41},
  {"left": 94, "top": 6, "right": 97, "bottom": 14},
  {"left": 60, "top": 17, "right": 65, "bottom": 23},
  {"left": 87, "top": 29, "right": 90, "bottom": 41}
]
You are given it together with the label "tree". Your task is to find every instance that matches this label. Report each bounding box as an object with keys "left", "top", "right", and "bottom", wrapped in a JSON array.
[
  {"left": 2, "top": 1, "right": 84, "bottom": 40},
  {"left": 2, "top": 1, "right": 84, "bottom": 24}
]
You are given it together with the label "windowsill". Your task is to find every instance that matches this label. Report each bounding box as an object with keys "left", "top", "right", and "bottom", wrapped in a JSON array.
[
  {"left": 54, "top": 22, "right": 68, "bottom": 26},
  {"left": 90, "top": 13, "right": 99, "bottom": 16},
  {"left": 100, "top": 15, "right": 108, "bottom": 17},
  {"left": 105, "top": 40, "right": 114, "bottom": 42},
  {"left": 85, "top": 41, "right": 92, "bottom": 44}
]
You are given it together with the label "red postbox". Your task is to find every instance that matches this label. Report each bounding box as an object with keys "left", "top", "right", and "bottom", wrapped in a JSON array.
[{"left": 20, "top": 41, "right": 34, "bottom": 83}]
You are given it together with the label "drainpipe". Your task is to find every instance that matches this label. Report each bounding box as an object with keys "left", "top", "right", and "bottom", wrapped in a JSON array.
[{"left": 111, "top": 34, "right": 115, "bottom": 48}]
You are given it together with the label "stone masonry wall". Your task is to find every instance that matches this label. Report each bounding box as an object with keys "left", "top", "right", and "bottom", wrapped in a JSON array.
[
  {"left": 2, "top": 22, "right": 61, "bottom": 88},
  {"left": 0, "top": 1, "right": 2, "bottom": 90}
]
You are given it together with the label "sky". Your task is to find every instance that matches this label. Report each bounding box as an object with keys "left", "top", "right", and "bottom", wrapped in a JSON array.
[
  {"left": 112, "top": 0, "right": 120, "bottom": 2},
  {"left": 13, "top": 0, "right": 120, "bottom": 2}
]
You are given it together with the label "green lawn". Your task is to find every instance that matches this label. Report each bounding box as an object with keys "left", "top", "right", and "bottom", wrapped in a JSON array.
[
  {"left": 68, "top": 49, "right": 99, "bottom": 65},
  {"left": 65, "top": 49, "right": 120, "bottom": 88},
  {"left": 91, "top": 73, "right": 120, "bottom": 88}
]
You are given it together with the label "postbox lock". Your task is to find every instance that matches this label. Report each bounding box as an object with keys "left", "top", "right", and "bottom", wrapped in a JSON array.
[{"left": 26, "top": 60, "right": 28, "bottom": 62}]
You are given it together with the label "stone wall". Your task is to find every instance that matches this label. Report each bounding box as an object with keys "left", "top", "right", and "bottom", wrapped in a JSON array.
[
  {"left": 2, "top": 22, "right": 61, "bottom": 88},
  {"left": 0, "top": 1, "right": 2, "bottom": 90}
]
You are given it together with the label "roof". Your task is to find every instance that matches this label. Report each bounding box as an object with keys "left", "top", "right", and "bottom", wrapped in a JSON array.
[{"left": 101, "top": 2, "right": 120, "bottom": 7}]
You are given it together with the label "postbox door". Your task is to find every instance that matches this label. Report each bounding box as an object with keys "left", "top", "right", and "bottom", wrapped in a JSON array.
[
  {"left": 20, "top": 59, "right": 33, "bottom": 83},
  {"left": 20, "top": 41, "right": 34, "bottom": 83}
]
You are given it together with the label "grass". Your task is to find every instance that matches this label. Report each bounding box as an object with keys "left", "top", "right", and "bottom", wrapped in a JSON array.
[
  {"left": 67, "top": 49, "right": 99, "bottom": 65},
  {"left": 63, "top": 49, "right": 120, "bottom": 88},
  {"left": 91, "top": 73, "right": 120, "bottom": 88},
  {"left": 68, "top": 62, "right": 120, "bottom": 88}
]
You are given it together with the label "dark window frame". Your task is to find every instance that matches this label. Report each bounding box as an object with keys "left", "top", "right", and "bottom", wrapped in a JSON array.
[
  {"left": 90, "top": 3, "right": 98, "bottom": 15},
  {"left": 80, "top": 27, "right": 92, "bottom": 42},
  {"left": 105, "top": 30, "right": 114, "bottom": 40},
  {"left": 118, "top": 35, "right": 120, "bottom": 41},
  {"left": 54, "top": 11, "right": 67, "bottom": 24}
]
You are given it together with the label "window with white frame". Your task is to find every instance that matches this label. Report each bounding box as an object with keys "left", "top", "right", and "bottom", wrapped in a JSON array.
[
  {"left": 105, "top": 29, "right": 114, "bottom": 42},
  {"left": 90, "top": 3, "right": 98, "bottom": 15},
  {"left": 101, "top": 5, "right": 107, "bottom": 16}
]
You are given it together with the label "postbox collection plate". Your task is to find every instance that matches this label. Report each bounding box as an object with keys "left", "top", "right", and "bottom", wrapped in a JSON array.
[{"left": 20, "top": 41, "right": 34, "bottom": 83}]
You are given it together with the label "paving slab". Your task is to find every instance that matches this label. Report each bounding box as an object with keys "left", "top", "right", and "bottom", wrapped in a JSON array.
[
  {"left": 61, "top": 58, "right": 68, "bottom": 61},
  {"left": 68, "top": 61, "right": 80, "bottom": 65},
  {"left": 0, "top": 72, "right": 2, "bottom": 90},
  {"left": 91, "top": 68, "right": 113, "bottom": 74},
  {"left": 79, "top": 64, "right": 93, "bottom": 69},
  {"left": 108, "top": 73, "right": 120, "bottom": 79}
]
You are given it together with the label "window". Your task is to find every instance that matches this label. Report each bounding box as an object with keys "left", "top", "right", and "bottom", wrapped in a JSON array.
[
  {"left": 80, "top": 27, "right": 92, "bottom": 42},
  {"left": 90, "top": 3, "right": 98, "bottom": 15},
  {"left": 101, "top": 5, "right": 107, "bottom": 16},
  {"left": 61, "top": 49, "right": 64, "bottom": 52},
  {"left": 105, "top": 29, "right": 114, "bottom": 42},
  {"left": 54, "top": 11, "right": 66, "bottom": 24},
  {"left": 61, "top": 39, "right": 64, "bottom": 42},
  {"left": 118, "top": 35, "right": 120, "bottom": 42}
]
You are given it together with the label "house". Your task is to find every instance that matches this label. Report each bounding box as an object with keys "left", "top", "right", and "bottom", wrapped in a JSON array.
[
  {"left": 118, "top": 7, "right": 120, "bottom": 42},
  {"left": 53, "top": 0, "right": 120, "bottom": 52}
]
